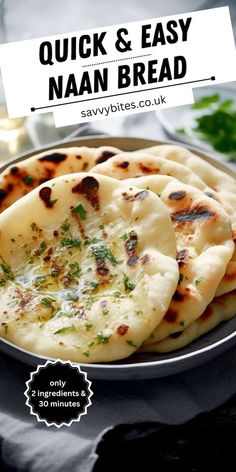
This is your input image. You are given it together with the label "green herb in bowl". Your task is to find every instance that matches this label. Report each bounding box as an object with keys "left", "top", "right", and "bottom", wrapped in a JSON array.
[{"left": 177, "top": 94, "right": 236, "bottom": 160}]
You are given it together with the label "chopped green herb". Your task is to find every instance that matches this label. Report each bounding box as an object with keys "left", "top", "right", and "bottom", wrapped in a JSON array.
[
  {"left": 89, "top": 281, "right": 99, "bottom": 291},
  {"left": 35, "top": 241, "right": 47, "bottom": 256},
  {"left": 97, "top": 333, "right": 110, "bottom": 344},
  {"left": 91, "top": 244, "right": 119, "bottom": 266},
  {"left": 121, "top": 233, "right": 128, "bottom": 241},
  {"left": 72, "top": 203, "right": 87, "bottom": 220},
  {"left": 126, "top": 340, "right": 137, "bottom": 347},
  {"left": 125, "top": 231, "right": 138, "bottom": 252},
  {"left": 82, "top": 162, "right": 88, "bottom": 170},
  {"left": 85, "top": 296, "right": 97, "bottom": 309},
  {"left": 0, "top": 258, "right": 14, "bottom": 280},
  {"left": 85, "top": 322, "right": 93, "bottom": 331},
  {"left": 23, "top": 175, "right": 34, "bottom": 185},
  {"left": 179, "top": 320, "right": 185, "bottom": 327},
  {"left": 61, "top": 220, "right": 70, "bottom": 232},
  {"left": 191, "top": 94, "right": 219, "bottom": 110},
  {"left": 180, "top": 94, "right": 236, "bottom": 159},
  {"left": 53, "top": 325, "right": 76, "bottom": 334},
  {"left": 135, "top": 310, "right": 143, "bottom": 316},
  {"left": 83, "top": 237, "right": 101, "bottom": 246},
  {"left": 160, "top": 272, "right": 165, "bottom": 277},
  {"left": 113, "top": 291, "right": 122, "bottom": 298},
  {"left": 33, "top": 275, "right": 46, "bottom": 287},
  {"left": 88, "top": 341, "right": 95, "bottom": 348},
  {"left": 68, "top": 262, "right": 82, "bottom": 277},
  {"left": 48, "top": 199, "right": 58, "bottom": 207},
  {"left": 54, "top": 311, "right": 75, "bottom": 318},
  {"left": 102, "top": 309, "right": 109, "bottom": 316},
  {"left": 0, "top": 279, "right": 6, "bottom": 287},
  {"left": 60, "top": 238, "right": 81, "bottom": 249},
  {"left": 41, "top": 297, "right": 55, "bottom": 308},
  {"left": 65, "top": 293, "right": 79, "bottom": 302},
  {"left": 123, "top": 274, "right": 136, "bottom": 292},
  {"left": 99, "top": 224, "right": 104, "bottom": 230},
  {"left": 31, "top": 222, "right": 39, "bottom": 231},
  {"left": 195, "top": 277, "right": 203, "bottom": 286},
  {"left": 82, "top": 351, "right": 90, "bottom": 357}
]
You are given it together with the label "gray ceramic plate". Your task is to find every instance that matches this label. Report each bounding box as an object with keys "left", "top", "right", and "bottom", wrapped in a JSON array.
[{"left": 0, "top": 136, "right": 236, "bottom": 380}]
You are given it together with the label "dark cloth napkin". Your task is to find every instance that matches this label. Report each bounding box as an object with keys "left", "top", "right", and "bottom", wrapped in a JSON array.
[{"left": 0, "top": 343, "right": 236, "bottom": 471}]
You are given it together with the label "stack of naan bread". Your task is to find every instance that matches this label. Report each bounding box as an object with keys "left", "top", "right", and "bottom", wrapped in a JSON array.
[{"left": 0, "top": 144, "right": 235, "bottom": 363}]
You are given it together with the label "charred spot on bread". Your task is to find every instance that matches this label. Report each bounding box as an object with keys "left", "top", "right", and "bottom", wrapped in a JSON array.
[
  {"left": 10, "top": 166, "right": 19, "bottom": 175},
  {"left": 199, "top": 305, "right": 213, "bottom": 321},
  {"left": 72, "top": 176, "right": 100, "bottom": 210},
  {"left": 172, "top": 290, "right": 185, "bottom": 302},
  {"left": 0, "top": 189, "right": 7, "bottom": 201},
  {"left": 138, "top": 163, "right": 160, "bottom": 173},
  {"left": 177, "top": 249, "right": 188, "bottom": 267},
  {"left": 95, "top": 150, "right": 117, "bottom": 164},
  {"left": 127, "top": 255, "right": 139, "bottom": 267},
  {"left": 95, "top": 259, "right": 109, "bottom": 276},
  {"left": 39, "top": 187, "right": 54, "bottom": 208},
  {"left": 140, "top": 254, "right": 150, "bottom": 265},
  {"left": 39, "top": 153, "right": 67, "bottom": 164},
  {"left": 122, "top": 192, "right": 135, "bottom": 202},
  {"left": 117, "top": 324, "right": 129, "bottom": 335},
  {"left": 205, "top": 191, "right": 216, "bottom": 200},
  {"left": 171, "top": 205, "right": 215, "bottom": 224},
  {"left": 169, "top": 331, "right": 183, "bottom": 339},
  {"left": 116, "top": 161, "right": 129, "bottom": 169},
  {"left": 168, "top": 190, "right": 186, "bottom": 201},
  {"left": 7, "top": 183, "right": 13, "bottom": 192},
  {"left": 173, "top": 287, "right": 192, "bottom": 302},
  {"left": 135, "top": 190, "right": 149, "bottom": 201},
  {"left": 164, "top": 308, "right": 178, "bottom": 323}
]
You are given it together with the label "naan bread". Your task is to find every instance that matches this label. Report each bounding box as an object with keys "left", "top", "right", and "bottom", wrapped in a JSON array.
[
  {"left": 0, "top": 146, "right": 120, "bottom": 213},
  {"left": 142, "top": 290, "right": 236, "bottom": 353},
  {"left": 140, "top": 145, "right": 236, "bottom": 296},
  {"left": 91, "top": 151, "right": 208, "bottom": 191},
  {"left": 141, "top": 144, "right": 236, "bottom": 193},
  {"left": 0, "top": 173, "right": 178, "bottom": 362},
  {"left": 123, "top": 175, "right": 234, "bottom": 343}
]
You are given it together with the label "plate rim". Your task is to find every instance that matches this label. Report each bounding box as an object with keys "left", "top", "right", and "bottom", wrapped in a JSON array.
[{"left": 1, "top": 326, "right": 236, "bottom": 371}]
